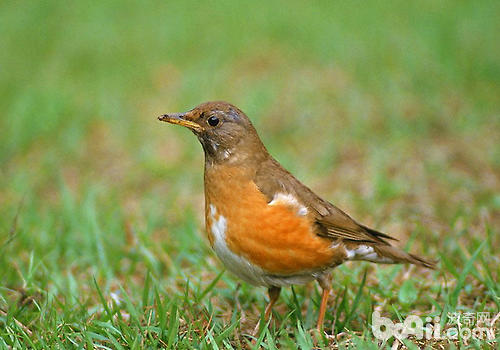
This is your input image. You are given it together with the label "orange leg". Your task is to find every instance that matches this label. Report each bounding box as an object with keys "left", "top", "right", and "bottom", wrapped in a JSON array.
[
  {"left": 316, "top": 286, "right": 331, "bottom": 330},
  {"left": 316, "top": 273, "right": 332, "bottom": 331},
  {"left": 253, "top": 286, "right": 281, "bottom": 336},
  {"left": 264, "top": 286, "right": 281, "bottom": 320}
]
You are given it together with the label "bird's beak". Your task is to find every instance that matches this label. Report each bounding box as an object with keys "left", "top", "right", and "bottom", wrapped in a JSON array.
[{"left": 158, "top": 112, "right": 204, "bottom": 132}]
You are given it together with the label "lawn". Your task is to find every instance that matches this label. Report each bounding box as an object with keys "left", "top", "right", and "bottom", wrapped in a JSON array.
[{"left": 1, "top": 0, "right": 499, "bottom": 348}]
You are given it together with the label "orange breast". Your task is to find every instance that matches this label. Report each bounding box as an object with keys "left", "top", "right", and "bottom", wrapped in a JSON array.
[{"left": 205, "top": 165, "right": 341, "bottom": 274}]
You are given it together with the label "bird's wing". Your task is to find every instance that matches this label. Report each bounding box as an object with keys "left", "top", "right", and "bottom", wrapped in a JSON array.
[{"left": 253, "top": 157, "right": 397, "bottom": 245}]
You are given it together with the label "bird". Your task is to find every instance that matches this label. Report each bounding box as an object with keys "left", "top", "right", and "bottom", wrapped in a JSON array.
[{"left": 158, "top": 101, "right": 435, "bottom": 332}]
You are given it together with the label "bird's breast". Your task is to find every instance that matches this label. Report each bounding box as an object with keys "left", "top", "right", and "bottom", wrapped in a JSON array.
[{"left": 204, "top": 165, "right": 344, "bottom": 277}]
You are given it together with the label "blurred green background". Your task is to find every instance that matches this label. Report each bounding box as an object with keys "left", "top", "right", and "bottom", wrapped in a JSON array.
[{"left": 1, "top": 0, "right": 499, "bottom": 347}]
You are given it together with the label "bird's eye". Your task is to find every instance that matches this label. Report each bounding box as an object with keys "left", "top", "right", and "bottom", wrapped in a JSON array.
[{"left": 207, "top": 116, "right": 219, "bottom": 127}]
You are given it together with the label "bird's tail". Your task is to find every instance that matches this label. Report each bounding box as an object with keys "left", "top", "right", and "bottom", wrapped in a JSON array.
[
  {"left": 345, "top": 242, "right": 436, "bottom": 269},
  {"left": 373, "top": 245, "right": 437, "bottom": 269}
]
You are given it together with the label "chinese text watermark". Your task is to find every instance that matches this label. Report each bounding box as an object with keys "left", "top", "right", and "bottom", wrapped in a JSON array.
[{"left": 372, "top": 311, "right": 499, "bottom": 341}]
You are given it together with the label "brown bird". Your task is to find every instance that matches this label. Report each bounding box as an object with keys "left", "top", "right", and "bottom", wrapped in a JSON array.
[{"left": 158, "top": 101, "right": 435, "bottom": 332}]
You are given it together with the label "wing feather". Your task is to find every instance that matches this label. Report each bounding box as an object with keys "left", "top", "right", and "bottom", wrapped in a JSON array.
[{"left": 253, "top": 157, "right": 397, "bottom": 245}]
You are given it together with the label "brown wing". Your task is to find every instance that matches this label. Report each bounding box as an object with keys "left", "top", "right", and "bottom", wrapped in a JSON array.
[{"left": 253, "top": 157, "right": 397, "bottom": 245}]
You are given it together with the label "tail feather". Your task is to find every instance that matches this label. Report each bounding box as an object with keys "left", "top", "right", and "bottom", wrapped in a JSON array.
[{"left": 373, "top": 245, "right": 437, "bottom": 269}]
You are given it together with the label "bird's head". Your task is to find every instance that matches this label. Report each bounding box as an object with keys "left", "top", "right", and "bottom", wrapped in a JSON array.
[{"left": 159, "top": 101, "right": 267, "bottom": 165}]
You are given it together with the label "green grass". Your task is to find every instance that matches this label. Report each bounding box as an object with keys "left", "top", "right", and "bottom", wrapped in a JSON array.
[{"left": 1, "top": 0, "right": 499, "bottom": 348}]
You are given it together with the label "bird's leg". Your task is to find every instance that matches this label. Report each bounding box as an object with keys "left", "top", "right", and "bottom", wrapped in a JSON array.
[
  {"left": 252, "top": 286, "right": 281, "bottom": 336},
  {"left": 316, "top": 273, "right": 332, "bottom": 331},
  {"left": 317, "top": 288, "right": 330, "bottom": 331},
  {"left": 264, "top": 286, "right": 281, "bottom": 320}
]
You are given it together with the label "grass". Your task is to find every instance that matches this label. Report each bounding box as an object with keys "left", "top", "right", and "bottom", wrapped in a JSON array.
[{"left": 1, "top": 0, "right": 499, "bottom": 348}]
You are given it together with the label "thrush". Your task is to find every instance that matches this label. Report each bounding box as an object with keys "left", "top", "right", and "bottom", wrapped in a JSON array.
[{"left": 158, "top": 101, "right": 435, "bottom": 331}]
